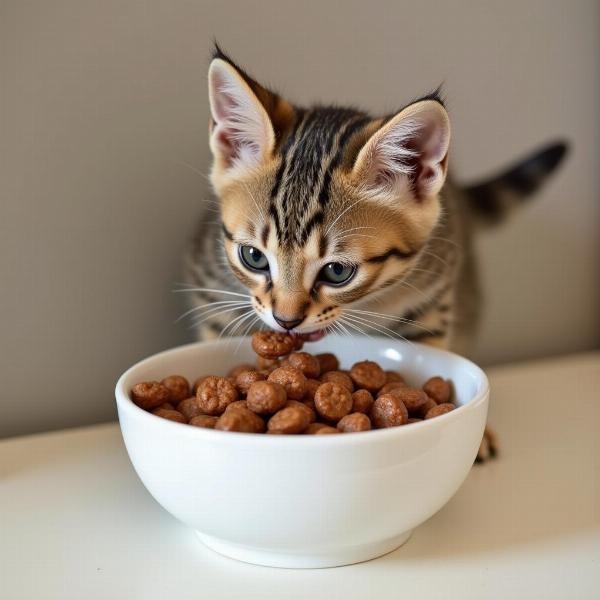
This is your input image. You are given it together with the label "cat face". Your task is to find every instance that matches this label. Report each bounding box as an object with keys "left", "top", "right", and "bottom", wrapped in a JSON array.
[{"left": 207, "top": 49, "right": 450, "bottom": 336}]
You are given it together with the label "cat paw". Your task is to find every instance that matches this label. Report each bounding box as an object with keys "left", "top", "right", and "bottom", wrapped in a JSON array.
[{"left": 475, "top": 426, "right": 498, "bottom": 464}]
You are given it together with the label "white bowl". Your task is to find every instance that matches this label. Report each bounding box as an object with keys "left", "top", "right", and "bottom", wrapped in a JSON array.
[{"left": 115, "top": 335, "right": 488, "bottom": 569}]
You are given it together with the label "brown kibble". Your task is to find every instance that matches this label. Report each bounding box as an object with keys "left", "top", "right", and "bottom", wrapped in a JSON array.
[
  {"left": 320, "top": 370, "right": 354, "bottom": 393},
  {"left": 161, "top": 375, "right": 191, "bottom": 403},
  {"left": 425, "top": 402, "right": 455, "bottom": 419},
  {"left": 224, "top": 400, "right": 249, "bottom": 412},
  {"left": 176, "top": 397, "right": 202, "bottom": 420},
  {"left": 316, "top": 353, "right": 339, "bottom": 374},
  {"left": 268, "top": 366, "right": 307, "bottom": 401},
  {"left": 151, "top": 408, "right": 187, "bottom": 423},
  {"left": 370, "top": 393, "right": 408, "bottom": 428},
  {"left": 292, "top": 336, "right": 304, "bottom": 351},
  {"left": 189, "top": 414, "right": 218, "bottom": 429},
  {"left": 285, "top": 352, "right": 321, "bottom": 378},
  {"left": 351, "top": 389, "right": 374, "bottom": 414},
  {"left": 314, "top": 382, "right": 353, "bottom": 423},
  {"left": 303, "top": 398, "right": 316, "bottom": 413},
  {"left": 157, "top": 402, "right": 175, "bottom": 411},
  {"left": 304, "top": 422, "right": 340, "bottom": 434},
  {"left": 350, "top": 360, "right": 387, "bottom": 392},
  {"left": 286, "top": 399, "right": 316, "bottom": 424},
  {"left": 235, "top": 370, "right": 266, "bottom": 395},
  {"left": 423, "top": 376, "right": 452, "bottom": 404},
  {"left": 246, "top": 381, "right": 287, "bottom": 414},
  {"left": 388, "top": 387, "right": 428, "bottom": 413},
  {"left": 131, "top": 381, "right": 171, "bottom": 411},
  {"left": 385, "top": 371, "right": 405, "bottom": 384},
  {"left": 304, "top": 378, "right": 321, "bottom": 402},
  {"left": 267, "top": 404, "right": 312, "bottom": 434},
  {"left": 256, "top": 356, "right": 280, "bottom": 370},
  {"left": 215, "top": 406, "right": 265, "bottom": 433},
  {"left": 407, "top": 417, "right": 423, "bottom": 424},
  {"left": 227, "top": 363, "right": 257, "bottom": 379},
  {"left": 416, "top": 397, "right": 438, "bottom": 419},
  {"left": 192, "top": 375, "right": 209, "bottom": 395},
  {"left": 337, "top": 412, "right": 372, "bottom": 433},
  {"left": 377, "top": 381, "right": 407, "bottom": 397},
  {"left": 196, "top": 376, "right": 239, "bottom": 415},
  {"left": 251, "top": 331, "right": 296, "bottom": 358}
]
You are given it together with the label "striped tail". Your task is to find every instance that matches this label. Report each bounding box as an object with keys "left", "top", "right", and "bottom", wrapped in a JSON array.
[{"left": 465, "top": 141, "right": 568, "bottom": 225}]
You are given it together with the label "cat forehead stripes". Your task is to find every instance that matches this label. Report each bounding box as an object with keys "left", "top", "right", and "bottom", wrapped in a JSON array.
[{"left": 269, "top": 107, "right": 371, "bottom": 247}]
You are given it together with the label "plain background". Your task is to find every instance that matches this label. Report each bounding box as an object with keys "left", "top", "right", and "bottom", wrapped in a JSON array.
[{"left": 1, "top": 0, "right": 598, "bottom": 438}]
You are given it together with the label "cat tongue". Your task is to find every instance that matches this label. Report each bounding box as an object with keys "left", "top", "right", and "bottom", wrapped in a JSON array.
[{"left": 295, "top": 330, "right": 326, "bottom": 343}]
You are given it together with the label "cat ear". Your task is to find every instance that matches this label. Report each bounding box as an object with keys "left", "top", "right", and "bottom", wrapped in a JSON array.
[
  {"left": 208, "top": 58, "right": 276, "bottom": 172},
  {"left": 352, "top": 100, "right": 450, "bottom": 202}
]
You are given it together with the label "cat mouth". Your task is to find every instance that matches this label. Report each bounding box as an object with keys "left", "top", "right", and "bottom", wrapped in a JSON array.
[{"left": 293, "top": 330, "right": 327, "bottom": 342}]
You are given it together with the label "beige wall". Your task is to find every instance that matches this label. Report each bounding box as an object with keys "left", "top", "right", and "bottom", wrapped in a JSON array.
[{"left": 1, "top": 0, "right": 598, "bottom": 437}]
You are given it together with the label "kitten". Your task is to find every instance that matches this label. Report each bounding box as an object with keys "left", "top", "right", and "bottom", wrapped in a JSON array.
[{"left": 183, "top": 47, "right": 567, "bottom": 457}]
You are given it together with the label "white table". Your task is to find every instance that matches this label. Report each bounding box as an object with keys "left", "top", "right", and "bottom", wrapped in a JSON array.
[{"left": 1, "top": 352, "right": 599, "bottom": 599}]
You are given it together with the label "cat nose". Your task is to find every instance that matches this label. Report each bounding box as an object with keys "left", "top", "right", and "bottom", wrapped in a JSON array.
[{"left": 273, "top": 314, "right": 304, "bottom": 330}]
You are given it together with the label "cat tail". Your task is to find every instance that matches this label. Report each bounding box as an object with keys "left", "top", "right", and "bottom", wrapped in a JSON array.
[{"left": 464, "top": 141, "right": 568, "bottom": 226}]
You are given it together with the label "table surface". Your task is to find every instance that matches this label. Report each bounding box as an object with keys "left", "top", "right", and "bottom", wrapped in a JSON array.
[{"left": 1, "top": 352, "right": 599, "bottom": 599}]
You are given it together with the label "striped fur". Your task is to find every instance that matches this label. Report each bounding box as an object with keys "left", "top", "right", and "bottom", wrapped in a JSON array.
[{"left": 183, "top": 49, "right": 567, "bottom": 356}]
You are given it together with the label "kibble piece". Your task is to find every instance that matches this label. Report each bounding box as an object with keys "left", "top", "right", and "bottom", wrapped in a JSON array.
[
  {"left": 285, "top": 352, "right": 321, "bottom": 379},
  {"left": 416, "top": 397, "right": 438, "bottom": 419},
  {"left": 304, "top": 378, "right": 321, "bottom": 402},
  {"left": 268, "top": 366, "right": 307, "bottom": 401},
  {"left": 370, "top": 393, "right": 408, "bottom": 428},
  {"left": 228, "top": 363, "right": 257, "bottom": 379},
  {"left": 151, "top": 408, "right": 187, "bottom": 424},
  {"left": 176, "top": 397, "right": 202, "bottom": 420},
  {"left": 286, "top": 400, "right": 316, "bottom": 424},
  {"left": 303, "top": 398, "right": 317, "bottom": 413},
  {"left": 351, "top": 389, "right": 374, "bottom": 414},
  {"left": 350, "top": 360, "right": 387, "bottom": 392},
  {"left": 246, "top": 381, "right": 287, "bottom": 414},
  {"left": 196, "top": 376, "right": 239, "bottom": 416},
  {"left": 224, "top": 400, "right": 249, "bottom": 412},
  {"left": 337, "top": 413, "right": 372, "bottom": 433},
  {"left": 304, "top": 422, "right": 340, "bottom": 435},
  {"left": 157, "top": 402, "right": 175, "bottom": 411},
  {"left": 388, "top": 387, "right": 428, "bottom": 413},
  {"left": 160, "top": 375, "right": 190, "bottom": 403},
  {"left": 251, "top": 331, "right": 296, "bottom": 359},
  {"left": 256, "top": 356, "right": 280, "bottom": 370},
  {"left": 314, "top": 382, "right": 353, "bottom": 423},
  {"left": 235, "top": 370, "right": 266, "bottom": 395},
  {"left": 131, "top": 381, "right": 171, "bottom": 411},
  {"left": 407, "top": 417, "right": 423, "bottom": 424},
  {"left": 385, "top": 371, "right": 405, "bottom": 384},
  {"left": 215, "top": 406, "right": 265, "bottom": 433},
  {"left": 423, "top": 377, "right": 452, "bottom": 404},
  {"left": 189, "top": 414, "right": 219, "bottom": 429},
  {"left": 425, "top": 402, "right": 455, "bottom": 419},
  {"left": 192, "top": 375, "right": 209, "bottom": 395},
  {"left": 267, "top": 404, "right": 311, "bottom": 434},
  {"left": 320, "top": 370, "right": 354, "bottom": 393},
  {"left": 377, "top": 381, "right": 407, "bottom": 397},
  {"left": 292, "top": 336, "right": 305, "bottom": 351},
  {"left": 315, "top": 353, "right": 339, "bottom": 374}
]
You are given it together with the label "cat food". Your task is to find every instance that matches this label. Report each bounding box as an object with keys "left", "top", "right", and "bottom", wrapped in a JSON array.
[{"left": 130, "top": 331, "right": 458, "bottom": 434}]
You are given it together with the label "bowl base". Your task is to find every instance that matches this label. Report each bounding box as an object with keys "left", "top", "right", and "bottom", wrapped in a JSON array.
[{"left": 196, "top": 529, "right": 413, "bottom": 569}]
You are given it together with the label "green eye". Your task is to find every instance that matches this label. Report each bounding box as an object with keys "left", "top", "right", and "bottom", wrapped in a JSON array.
[
  {"left": 318, "top": 262, "right": 355, "bottom": 286},
  {"left": 239, "top": 245, "right": 269, "bottom": 272}
]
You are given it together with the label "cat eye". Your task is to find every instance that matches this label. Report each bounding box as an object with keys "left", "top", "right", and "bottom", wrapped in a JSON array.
[
  {"left": 318, "top": 262, "right": 356, "bottom": 286},
  {"left": 239, "top": 245, "right": 270, "bottom": 272}
]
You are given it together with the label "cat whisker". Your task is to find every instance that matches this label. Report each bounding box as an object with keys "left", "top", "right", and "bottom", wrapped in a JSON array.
[
  {"left": 173, "top": 159, "right": 211, "bottom": 182},
  {"left": 240, "top": 181, "right": 267, "bottom": 224},
  {"left": 218, "top": 309, "right": 256, "bottom": 340},
  {"left": 172, "top": 286, "right": 252, "bottom": 299},
  {"left": 341, "top": 313, "right": 414, "bottom": 347},
  {"left": 324, "top": 197, "right": 365, "bottom": 236},
  {"left": 344, "top": 308, "right": 433, "bottom": 334},
  {"left": 338, "top": 316, "right": 375, "bottom": 342},
  {"left": 187, "top": 305, "right": 252, "bottom": 331},
  {"left": 175, "top": 300, "right": 252, "bottom": 324}
]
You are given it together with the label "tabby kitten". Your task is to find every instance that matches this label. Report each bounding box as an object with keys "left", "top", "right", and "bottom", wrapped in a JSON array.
[{"left": 184, "top": 48, "right": 566, "bottom": 358}]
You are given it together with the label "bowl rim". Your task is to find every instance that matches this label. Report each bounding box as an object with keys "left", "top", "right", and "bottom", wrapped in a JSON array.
[{"left": 115, "top": 335, "right": 489, "bottom": 447}]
